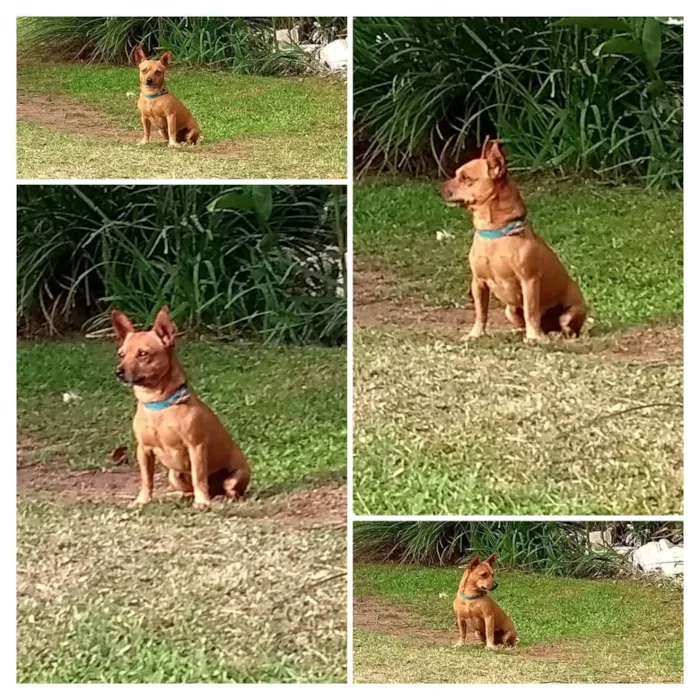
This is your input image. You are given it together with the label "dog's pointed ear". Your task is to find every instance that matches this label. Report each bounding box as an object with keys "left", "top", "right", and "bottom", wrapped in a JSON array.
[
  {"left": 467, "top": 553, "right": 480, "bottom": 571},
  {"left": 486, "top": 141, "right": 506, "bottom": 179},
  {"left": 132, "top": 46, "right": 147, "bottom": 64},
  {"left": 160, "top": 51, "right": 173, "bottom": 67},
  {"left": 152, "top": 307, "right": 176, "bottom": 347},
  {"left": 485, "top": 553, "right": 498, "bottom": 567},
  {"left": 480, "top": 136, "right": 492, "bottom": 159},
  {"left": 111, "top": 311, "right": 135, "bottom": 344}
]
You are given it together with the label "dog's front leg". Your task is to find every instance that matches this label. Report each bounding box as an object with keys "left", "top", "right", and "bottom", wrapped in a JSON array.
[
  {"left": 133, "top": 444, "right": 155, "bottom": 506},
  {"left": 468, "top": 277, "right": 489, "bottom": 339},
  {"left": 166, "top": 113, "right": 180, "bottom": 148},
  {"left": 188, "top": 444, "right": 211, "bottom": 508},
  {"left": 138, "top": 115, "right": 151, "bottom": 146},
  {"left": 453, "top": 617, "right": 468, "bottom": 647},
  {"left": 522, "top": 277, "right": 547, "bottom": 342},
  {"left": 484, "top": 615, "right": 498, "bottom": 650}
]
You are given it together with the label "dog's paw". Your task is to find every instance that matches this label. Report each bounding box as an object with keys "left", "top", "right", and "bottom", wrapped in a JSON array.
[
  {"left": 193, "top": 500, "right": 211, "bottom": 510},
  {"left": 485, "top": 643, "right": 500, "bottom": 651},
  {"left": 129, "top": 495, "right": 151, "bottom": 508},
  {"left": 168, "top": 141, "right": 182, "bottom": 149},
  {"left": 138, "top": 140, "right": 149, "bottom": 147},
  {"left": 453, "top": 640, "right": 465, "bottom": 648}
]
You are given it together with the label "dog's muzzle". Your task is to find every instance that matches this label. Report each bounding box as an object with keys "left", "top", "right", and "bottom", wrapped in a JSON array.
[{"left": 115, "top": 367, "right": 144, "bottom": 385}]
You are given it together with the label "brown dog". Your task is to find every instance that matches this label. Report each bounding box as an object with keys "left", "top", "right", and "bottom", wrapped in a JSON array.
[
  {"left": 133, "top": 46, "right": 200, "bottom": 148},
  {"left": 453, "top": 553, "right": 517, "bottom": 650},
  {"left": 111, "top": 307, "right": 250, "bottom": 508},
  {"left": 442, "top": 138, "right": 586, "bottom": 341}
]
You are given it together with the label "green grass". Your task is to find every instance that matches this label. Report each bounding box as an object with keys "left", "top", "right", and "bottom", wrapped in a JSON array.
[
  {"left": 17, "top": 338, "right": 347, "bottom": 682},
  {"left": 17, "top": 63, "right": 346, "bottom": 178},
  {"left": 354, "top": 329, "right": 682, "bottom": 515},
  {"left": 353, "top": 563, "right": 683, "bottom": 683},
  {"left": 354, "top": 178, "right": 683, "bottom": 329},
  {"left": 353, "top": 177, "right": 683, "bottom": 515},
  {"left": 17, "top": 499, "right": 346, "bottom": 682},
  {"left": 18, "top": 339, "right": 346, "bottom": 491}
]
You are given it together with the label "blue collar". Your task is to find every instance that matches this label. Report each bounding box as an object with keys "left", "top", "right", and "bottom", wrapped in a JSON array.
[
  {"left": 142, "top": 88, "right": 169, "bottom": 100},
  {"left": 142, "top": 385, "right": 190, "bottom": 411},
  {"left": 459, "top": 591, "right": 486, "bottom": 600},
  {"left": 475, "top": 219, "right": 526, "bottom": 240}
]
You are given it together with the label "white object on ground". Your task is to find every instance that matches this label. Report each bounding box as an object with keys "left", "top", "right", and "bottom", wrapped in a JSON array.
[
  {"left": 62, "top": 391, "right": 81, "bottom": 403},
  {"left": 632, "top": 540, "right": 684, "bottom": 576},
  {"left": 276, "top": 28, "right": 300, "bottom": 45},
  {"left": 319, "top": 39, "right": 348, "bottom": 71},
  {"left": 436, "top": 230, "right": 455, "bottom": 242}
]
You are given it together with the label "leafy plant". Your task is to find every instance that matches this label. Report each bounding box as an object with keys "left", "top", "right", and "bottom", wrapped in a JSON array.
[
  {"left": 354, "top": 17, "right": 682, "bottom": 187},
  {"left": 17, "top": 184, "right": 346, "bottom": 345},
  {"left": 353, "top": 521, "right": 682, "bottom": 577},
  {"left": 17, "top": 17, "right": 348, "bottom": 75}
]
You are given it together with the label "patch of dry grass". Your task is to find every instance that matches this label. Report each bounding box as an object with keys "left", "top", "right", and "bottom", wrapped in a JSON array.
[
  {"left": 17, "top": 122, "right": 345, "bottom": 179},
  {"left": 354, "top": 630, "right": 682, "bottom": 683},
  {"left": 17, "top": 498, "right": 347, "bottom": 682},
  {"left": 353, "top": 564, "right": 683, "bottom": 683},
  {"left": 353, "top": 329, "right": 683, "bottom": 515}
]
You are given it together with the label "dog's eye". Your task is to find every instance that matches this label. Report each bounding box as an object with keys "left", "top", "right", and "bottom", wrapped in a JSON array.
[
  {"left": 118, "top": 350, "right": 125, "bottom": 358},
  {"left": 137, "top": 350, "right": 149, "bottom": 359},
  {"left": 481, "top": 572, "right": 488, "bottom": 577},
  {"left": 141, "top": 68, "right": 147, "bottom": 73}
]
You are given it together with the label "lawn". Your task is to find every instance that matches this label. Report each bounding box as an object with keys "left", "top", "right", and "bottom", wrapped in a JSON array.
[
  {"left": 354, "top": 178, "right": 683, "bottom": 329},
  {"left": 353, "top": 178, "right": 683, "bottom": 516},
  {"left": 18, "top": 339, "right": 346, "bottom": 488},
  {"left": 17, "top": 339, "right": 347, "bottom": 682},
  {"left": 353, "top": 563, "right": 683, "bottom": 683},
  {"left": 17, "top": 63, "right": 347, "bottom": 179}
]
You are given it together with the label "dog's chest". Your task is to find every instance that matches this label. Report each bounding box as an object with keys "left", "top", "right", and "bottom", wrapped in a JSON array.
[
  {"left": 139, "top": 99, "right": 169, "bottom": 127},
  {"left": 135, "top": 409, "right": 190, "bottom": 471},
  {"left": 470, "top": 239, "right": 525, "bottom": 305}
]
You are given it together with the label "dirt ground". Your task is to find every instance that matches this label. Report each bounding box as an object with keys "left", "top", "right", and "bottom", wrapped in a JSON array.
[
  {"left": 353, "top": 258, "right": 683, "bottom": 364},
  {"left": 354, "top": 595, "right": 583, "bottom": 663},
  {"left": 17, "top": 94, "right": 252, "bottom": 158},
  {"left": 17, "top": 454, "right": 347, "bottom": 530}
]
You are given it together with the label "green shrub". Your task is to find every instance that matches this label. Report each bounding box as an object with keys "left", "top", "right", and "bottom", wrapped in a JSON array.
[
  {"left": 17, "top": 17, "right": 347, "bottom": 75},
  {"left": 17, "top": 184, "right": 346, "bottom": 345},
  {"left": 354, "top": 17, "right": 682, "bottom": 186},
  {"left": 353, "top": 521, "right": 683, "bottom": 577}
]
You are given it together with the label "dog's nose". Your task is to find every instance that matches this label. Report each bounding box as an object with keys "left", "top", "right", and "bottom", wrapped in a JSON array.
[
  {"left": 145, "top": 78, "right": 153, "bottom": 86},
  {"left": 115, "top": 367, "right": 125, "bottom": 380}
]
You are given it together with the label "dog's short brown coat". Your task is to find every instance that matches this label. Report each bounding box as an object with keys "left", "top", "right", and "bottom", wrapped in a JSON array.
[
  {"left": 453, "top": 553, "right": 517, "bottom": 650},
  {"left": 133, "top": 46, "right": 200, "bottom": 148},
  {"left": 112, "top": 307, "right": 249, "bottom": 508},
  {"left": 442, "top": 138, "right": 586, "bottom": 341}
]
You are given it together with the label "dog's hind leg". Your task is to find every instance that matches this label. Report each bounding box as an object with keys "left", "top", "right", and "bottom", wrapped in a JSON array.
[
  {"left": 505, "top": 305, "right": 525, "bottom": 331},
  {"left": 168, "top": 470, "right": 194, "bottom": 497},
  {"left": 184, "top": 126, "right": 200, "bottom": 145},
  {"left": 223, "top": 469, "right": 249, "bottom": 499},
  {"left": 559, "top": 304, "right": 586, "bottom": 338},
  {"left": 502, "top": 629, "right": 517, "bottom": 647}
]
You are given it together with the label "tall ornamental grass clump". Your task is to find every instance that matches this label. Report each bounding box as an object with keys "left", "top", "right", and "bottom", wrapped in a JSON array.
[
  {"left": 17, "top": 185, "right": 346, "bottom": 345},
  {"left": 353, "top": 521, "right": 683, "bottom": 578},
  {"left": 354, "top": 17, "right": 682, "bottom": 187},
  {"left": 18, "top": 17, "right": 347, "bottom": 75}
]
